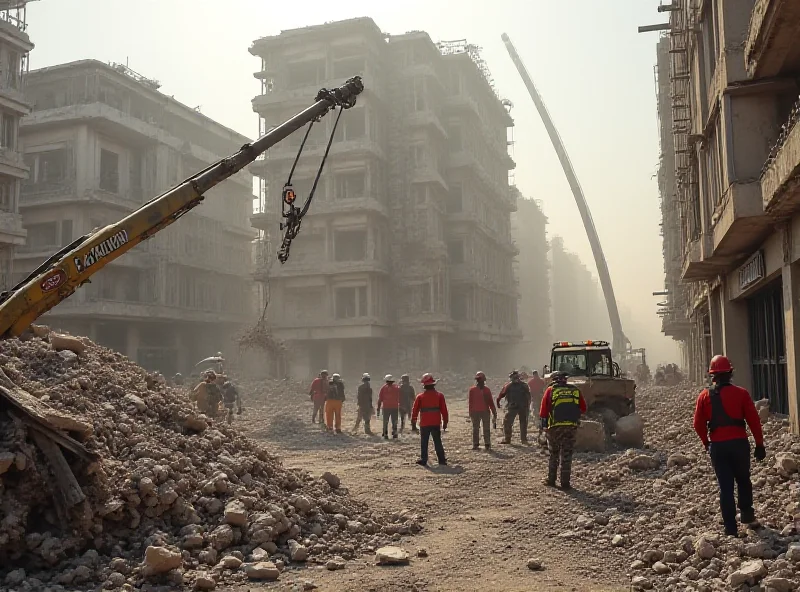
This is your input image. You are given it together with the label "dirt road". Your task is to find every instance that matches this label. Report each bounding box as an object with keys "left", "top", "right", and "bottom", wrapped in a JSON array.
[{"left": 233, "top": 397, "right": 631, "bottom": 592}]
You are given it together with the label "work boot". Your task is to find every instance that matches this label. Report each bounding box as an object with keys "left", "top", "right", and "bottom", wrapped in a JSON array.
[
  {"left": 501, "top": 440, "right": 511, "bottom": 445},
  {"left": 560, "top": 482, "right": 572, "bottom": 491},
  {"left": 392, "top": 433, "right": 398, "bottom": 439},
  {"left": 439, "top": 460, "right": 448, "bottom": 466},
  {"left": 335, "top": 429, "right": 342, "bottom": 434},
  {"left": 382, "top": 434, "right": 388, "bottom": 440},
  {"left": 542, "top": 479, "right": 556, "bottom": 487},
  {"left": 472, "top": 445, "right": 479, "bottom": 450},
  {"left": 739, "top": 511, "right": 757, "bottom": 525},
  {"left": 485, "top": 444, "right": 491, "bottom": 451},
  {"left": 521, "top": 438, "right": 529, "bottom": 445},
  {"left": 416, "top": 459, "right": 428, "bottom": 467}
]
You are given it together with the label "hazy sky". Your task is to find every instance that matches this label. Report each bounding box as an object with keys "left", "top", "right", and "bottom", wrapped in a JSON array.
[{"left": 28, "top": 0, "right": 679, "bottom": 363}]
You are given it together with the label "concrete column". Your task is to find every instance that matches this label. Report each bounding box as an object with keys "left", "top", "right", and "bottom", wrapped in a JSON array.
[
  {"left": 75, "top": 125, "right": 91, "bottom": 196},
  {"left": 329, "top": 341, "right": 343, "bottom": 375},
  {"left": 126, "top": 324, "right": 140, "bottom": 364},
  {"left": 782, "top": 263, "right": 800, "bottom": 434},
  {"left": 709, "top": 290, "right": 723, "bottom": 356},
  {"left": 429, "top": 333, "right": 440, "bottom": 372},
  {"left": 720, "top": 278, "right": 752, "bottom": 393}
]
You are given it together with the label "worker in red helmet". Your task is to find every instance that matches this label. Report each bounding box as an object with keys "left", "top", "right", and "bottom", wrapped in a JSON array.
[
  {"left": 468, "top": 371, "right": 497, "bottom": 450},
  {"left": 411, "top": 373, "right": 448, "bottom": 466},
  {"left": 693, "top": 354, "right": 766, "bottom": 537}
]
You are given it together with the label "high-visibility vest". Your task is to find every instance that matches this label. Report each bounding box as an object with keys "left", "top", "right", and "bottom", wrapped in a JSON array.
[{"left": 548, "top": 385, "right": 581, "bottom": 428}]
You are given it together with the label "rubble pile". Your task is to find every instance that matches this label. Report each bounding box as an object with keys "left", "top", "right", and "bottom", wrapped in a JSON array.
[
  {"left": 566, "top": 383, "right": 800, "bottom": 591},
  {"left": 0, "top": 333, "right": 422, "bottom": 591}
]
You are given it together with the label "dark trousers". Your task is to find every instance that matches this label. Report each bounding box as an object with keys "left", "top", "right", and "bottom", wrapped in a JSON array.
[
  {"left": 503, "top": 407, "right": 528, "bottom": 442},
  {"left": 470, "top": 411, "right": 491, "bottom": 448},
  {"left": 400, "top": 408, "right": 409, "bottom": 430},
  {"left": 312, "top": 400, "right": 324, "bottom": 423},
  {"left": 710, "top": 438, "right": 754, "bottom": 534},
  {"left": 419, "top": 426, "right": 446, "bottom": 464},
  {"left": 547, "top": 425, "right": 578, "bottom": 485},
  {"left": 382, "top": 408, "right": 399, "bottom": 436}
]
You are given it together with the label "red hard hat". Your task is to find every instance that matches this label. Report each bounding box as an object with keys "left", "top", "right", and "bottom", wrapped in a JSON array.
[
  {"left": 709, "top": 355, "right": 733, "bottom": 374},
  {"left": 475, "top": 371, "right": 486, "bottom": 381},
  {"left": 421, "top": 373, "right": 436, "bottom": 386}
]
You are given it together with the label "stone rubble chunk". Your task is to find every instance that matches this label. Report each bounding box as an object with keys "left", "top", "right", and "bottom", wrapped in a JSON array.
[{"left": 376, "top": 545, "right": 410, "bottom": 565}]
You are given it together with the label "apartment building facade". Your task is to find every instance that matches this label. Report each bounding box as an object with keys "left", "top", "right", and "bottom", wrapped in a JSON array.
[
  {"left": 512, "top": 192, "right": 552, "bottom": 366},
  {"left": 654, "top": 0, "right": 800, "bottom": 432},
  {"left": 0, "top": 3, "right": 33, "bottom": 288},
  {"left": 18, "top": 60, "right": 256, "bottom": 376},
  {"left": 249, "top": 18, "right": 520, "bottom": 379}
]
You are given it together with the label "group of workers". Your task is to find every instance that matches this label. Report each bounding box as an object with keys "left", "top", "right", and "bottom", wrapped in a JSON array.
[{"left": 306, "top": 367, "right": 587, "bottom": 484}]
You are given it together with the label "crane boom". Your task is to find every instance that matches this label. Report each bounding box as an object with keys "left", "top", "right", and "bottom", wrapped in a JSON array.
[
  {"left": 0, "top": 77, "right": 364, "bottom": 339},
  {"left": 501, "top": 34, "right": 629, "bottom": 355}
]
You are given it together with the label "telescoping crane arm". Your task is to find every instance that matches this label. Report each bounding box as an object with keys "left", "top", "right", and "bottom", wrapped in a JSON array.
[
  {"left": 0, "top": 77, "right": 364, "bottom": 339},
  {"left": 501, "top": 34, "right": 630, "bottom": 356}
]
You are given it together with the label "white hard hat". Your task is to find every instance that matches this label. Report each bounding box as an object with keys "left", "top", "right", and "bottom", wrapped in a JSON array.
[
  {"left": 332, "top": 373, "right": 341, "bottom": 380},
  {"left": 362, "top": 373, "right": 371, "bottom": 380},
  {"left": 384, "top": 374, "right": 394, "bottom": 382}
]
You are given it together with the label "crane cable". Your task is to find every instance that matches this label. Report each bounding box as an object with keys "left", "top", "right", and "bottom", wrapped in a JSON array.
[{"left": 277, "top": 99, "right": 346, "bottom": 264}]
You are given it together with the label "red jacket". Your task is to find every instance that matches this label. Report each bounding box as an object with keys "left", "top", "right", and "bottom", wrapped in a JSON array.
[
  {"left": 378, "top": 383, "right": 401, "bottom": 410},
  {"left": 527, "top": 375, "right": 545, "bottom": 396},
  {"left": 412, "top": 389, "right": 448, "bottom": 428},
  {"left": 309, "top": 377, "right": 327, "bottom": 403},
  {"left": 539, "top": 386, "right": 587, "bottom": 418},
  {"left": 468, "top": 385, "right": 496, "bottom": 414},
  {"left": 693, "top": 384, "right": 763, "bottom": 447}
]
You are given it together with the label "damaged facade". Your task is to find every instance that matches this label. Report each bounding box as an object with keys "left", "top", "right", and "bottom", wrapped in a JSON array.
[
  {"left": 249, "top": 18, "right": 520, "bottom": 379},
  {"left": 654, "top": 0, "right": 800, "bottom": 432},
  {"left": 511, "top": 191, "right": 552, "bottom": 366},
  {"left": 0, "top": 3, "right": 33, "bottom": 288},
  {"left": 17, "top": 60, "right": 256, "bottom": 377}
]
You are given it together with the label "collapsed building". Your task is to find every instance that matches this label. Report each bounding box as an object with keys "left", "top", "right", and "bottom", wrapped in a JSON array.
[
  {"left": 249, "top": 18, "right": 520, "bottom": 379},
  {"left": 511, "top": 192, "right": 551, "bottom": 366},
  {"left": 0, "top": 3, "right": 34, "bottom": 287},
  {"left": 652, "top": 1, "right": 800, "bottom": 432},
  {"left": 549, "top": 236, "right": 610, "bottom": 343},
  {"left": 16, "top": 60, "right": 256, "bottom": 377}
]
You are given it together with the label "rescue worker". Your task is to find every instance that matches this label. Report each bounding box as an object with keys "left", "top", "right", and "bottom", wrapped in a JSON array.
[
  {"left": 527, "top": 370, "right": 546, "bottom": 416},
  {"left": 221, "top": 380, "right": 242, "bottom": 424},
  {"left": 325, "top": 373, "right": 346, "bottom": 434},
  {"left": 308, "top": 370, "right": 328, "bottom": 424},
  {"left": 411, "top": 373, "right": 448, "bottom": 467},
  {"left": 378, "top": 374, "right": 401, "bottom": 439},
  {"left": 539, "top": 371, "right": 586, "bottom": 490},
  {"left": 693, "top": 355, "right": 766, "bottom": 536},
  {"left": 192, "top": 370, "right": 222, "bottom": 418},
  {"left": 468, "top": 371, "right": 496, "bottom": 450},
  {"left": 498, "top": 370, "right": 531, "bottom": 444},
  {"left": 353, "top": 373, "right": 374, "bottom": 435},
  {"left": 398, "top": 374, "right": 415, "bottom": 433},
  {"left": 173, "top": 373, "right": 185, "bottom": 387}
]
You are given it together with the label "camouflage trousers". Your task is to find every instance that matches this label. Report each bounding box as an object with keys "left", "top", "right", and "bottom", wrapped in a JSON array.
[{"left": 547, "top": 425, "right": 578, "bottom": 485}]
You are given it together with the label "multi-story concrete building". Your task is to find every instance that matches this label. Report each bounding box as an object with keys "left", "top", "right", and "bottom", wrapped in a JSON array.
[
  {"left": 249, "top": 18, "right": 520, "bottom": 379},
  {"left": 0, "top": 3, "right": 33, "bottom": 288},
  {"left": 512, "top": 192, "right": 551, "bottom": 366},
  {"left": 17, "top": 60, "right": 256, "bottom": 376},
  {"left": 651, "top": 0, "right": 800, "bottom": 431}
]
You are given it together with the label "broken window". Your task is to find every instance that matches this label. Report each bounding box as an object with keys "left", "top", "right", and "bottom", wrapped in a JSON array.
[
  {"left": 446, "top": 184, "right": 463, "bottom": 213},
  {"left": 288, "top": 60, "right": 326, "bottom": 87},
  {"left": 40, "top": 150, "right": 67, "bottom": 183},
  {"left": 26, "top": 222, "right": 57, "bottom": 248},
  {"left": 334, "top": 172, "right": 365, "bottom": 199},
  {"left": 100, "top": 149, "right": 119, "bottom": 193},
  {"left": 335, "top": 287, "right": 356, "bottom": 318},
  {"left": 447, "top": 240, "right": 464, "bottom": 264},
  {"left": 6, "top": 52, "right": 19, "bottom": 89},
  {"left": 334, "top": 230, "right": 366, "bottom": 261}
]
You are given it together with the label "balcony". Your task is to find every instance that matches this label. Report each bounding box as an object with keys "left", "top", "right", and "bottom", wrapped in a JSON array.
[
  {"left": 250, "top": 137, "right": 384, "bottom": 173},
  {"left": 762, "top": 99, "right": 800, "bottom": 217},
  {"left": 0, "top": 211, "right": 25, "bottom": 245},
  {"left": 681, "top": 235, "right": 728, "bottom": 281},
  {"left": 396, "top": 312, "right": 453, "bottom": 333},
  {"left": 410, "top": 161, "right": 448, "bottom": 191},
  {"left": 709, "top": 182, "right": 772, "bottom": 262},
  {"left": 251, "top": 76, "right": 384, "bottom": 113},
  {"left": 745, "top": 0, "right": 800, "bottom": 79},
  {"left": 46, "top": 296, "right": 252, "bottom": 324},
  {"left": 0, "top": 147, "right": 26, "bottom": 178},
  {"left": 257, "top": 258, "right": 390, "bottom": 280},
  {"left": 454, "top": 320, "right": 522, "bottom": 342},
  {"left": 405, "top": 109, "right": 447, "bottom": 139},
  {"left": 272, "top": 317, "right": 392, "bottom": 341}
]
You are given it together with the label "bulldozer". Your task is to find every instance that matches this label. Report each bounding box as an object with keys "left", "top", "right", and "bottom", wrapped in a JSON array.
[{"left": 543, "top": 340, "right": 636, "bottom": 421}]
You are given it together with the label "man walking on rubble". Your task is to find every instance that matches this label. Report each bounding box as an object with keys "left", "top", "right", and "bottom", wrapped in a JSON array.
[
  {"left": 222, "top": 380, "right": 242, "bottom": 424},
  {"left": 469, "top": 371, "right": 496, "bottom": 450},
  {"left": 398, "top": 374, "right": 415, "bottom": 433},
  {"left": 353, "top": 373, "right": 374, "bottom": 435},
  {"left": 309, "top": 370, "right": 328, "bottom": 424},
  {"left": 192, "top": 370, "right": 222, "bottom": 417},
  {"left": 411, "top": 373, "right": 448, "bottom": 467},
  {"left": 693, "top": 355, "right": 766, "bottom": 537},
  {"left": 540, "top": 371, "right": 586, "bottom": 490},
  {"left": 325, "top": 373, "right": 346, "bottom": 434},
  {"left": 497, "top": 370, "right": 531, "bottom": 444},
  {"left": 378, "top": 374, "right": 401, "bottom": 439},
  {"left": 527, "top": 370, "right": 546, "bottom": 417}
]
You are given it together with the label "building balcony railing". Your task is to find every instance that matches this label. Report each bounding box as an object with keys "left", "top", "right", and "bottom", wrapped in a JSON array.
[
  {"left": 255, "top": 257, "right": 390, "bottom": 280},
  {"left": 250, "top": 137, "right": 384, "bottom": 172},
  {"left": 745, "top": 0, "right": 800, "bottom": 79},
  {"left": 250, "top": 196, "right": 389, "bottom": 231},
  {"left": 0, "top": 211, "right": 25, "bottom": 243},
  {"left": 405, "top": 109, "right": 447, "bottom": 139},
  {"left": 47, "top": 296, "right": 254, "bottom": 324},
  {"left": 454, "top": 320, "right": 522, "bottom": 341},
  {"left": 251, "top": 75, "right": 383, "bottom": 112},
  {"left": 762, "top": 95, "right": 800, "bottom": 217}
]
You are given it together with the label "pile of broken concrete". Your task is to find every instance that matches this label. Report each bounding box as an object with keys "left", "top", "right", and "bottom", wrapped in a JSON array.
[
  {"left": 562, "top": 383, "right": 800, "bottom": 591},
  {"left": 0, "top": 329, "right": 422, "bottom": 591}
]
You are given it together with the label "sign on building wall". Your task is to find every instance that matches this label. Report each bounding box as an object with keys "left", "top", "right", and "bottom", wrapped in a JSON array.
[{"left": 738, "top": 250, "right": 765, "bottom": 291}]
